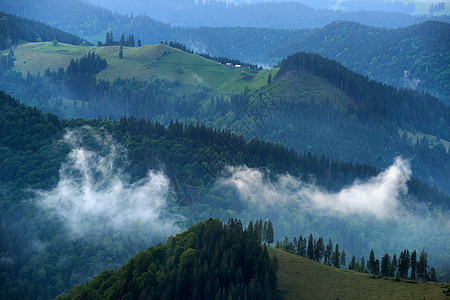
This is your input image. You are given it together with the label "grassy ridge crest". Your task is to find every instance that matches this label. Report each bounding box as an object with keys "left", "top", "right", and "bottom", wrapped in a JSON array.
[{"left": 270, "top": 248, "right": 449, "bottom": 299}]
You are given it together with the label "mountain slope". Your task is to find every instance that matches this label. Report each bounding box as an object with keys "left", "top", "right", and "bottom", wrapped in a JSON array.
[
  {"left": 279, "top": 21, "right": 450, "bottom": 104},
  {"left": 0, "top": 11, "right": 87, "bottom": 50},
  {"left": 57, "top": 219, "right": 278, "bottom": 300},
  {"left": 1, "top": 3, "right": 448, "bottom": 101},
  {"left": 270, "top": 248, "right": 448, "bottom": 300},
  {"left": 245, "top": 53, "right": 450, "bottom": 192},
  {"left": 1, "top": 90, "right": 449, "bottom": 299},
  {"left": 55, "top": 223, "right": 448, "bottom": 300},
  {"left": 2, "top": 41, "right": 449, "bottom": 193},
  {"left": 5, "top": 41, "right": 274, "bottom": 94}
]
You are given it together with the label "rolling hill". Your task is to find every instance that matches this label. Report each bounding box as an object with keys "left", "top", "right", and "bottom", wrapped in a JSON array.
[
  {"left": 1, "top": 8, "right": 448, "bottom": 102},
  {"left": 51, "top": 220, "right": 449, "bottom": 299},
  {"left": 2, "top": 40, "right": 449, "bottom": 194},
  {"left": 6, "top": 41, "right": 275, "bottom": 95},
  {"left": 270, "top": 248, "right": 449, "bottom": 300}
]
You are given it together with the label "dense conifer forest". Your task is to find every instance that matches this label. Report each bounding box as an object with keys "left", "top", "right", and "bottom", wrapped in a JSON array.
[
  {"left": 57, "top": 219, "right": 279, "bottom": 300},
  {"left": 1, "top": 1, "right": 449, "bottom": 102},
  {"left": 277, "top": 235, "right": 437, "bottom": 281},
  {"left": 0, "top": 11, "right": 87, "bottom": 50},
  {"left": 1, "top": 91, "right": 449, "bottom": 299},
  {"left": 0, "top": 3, "right": 449, "bottom": 299}
]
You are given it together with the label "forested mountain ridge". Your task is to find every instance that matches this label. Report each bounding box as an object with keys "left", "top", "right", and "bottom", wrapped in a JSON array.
[
  {"left": 280, "top": 20, "right": 450, "bottom": 104},
  {"left": 243, "top": 53, "right": 450, "bottom": 193},
  {"left": 81, "top": 0, "right": 442, "bottom": 29},
  {"left": 2, "top": 0, "right": 447, "bottom": 32},
  {"left": 0, "top": 11, "right": 87, "bottom": 50},
  {"left": 1, "top": 2, "right": 448, "bottom": 103},
  {"left": 275, "top": 52, "right": 449, "bottom": 140},
  {"left": 1, "top": 37, "right": 449, "bottom": 193},
  {"left": 1, "top": 90, "right": 449, "bottom": 299},
  {"left": 57, "top": 219, "right": 279, "bottom": 300}
]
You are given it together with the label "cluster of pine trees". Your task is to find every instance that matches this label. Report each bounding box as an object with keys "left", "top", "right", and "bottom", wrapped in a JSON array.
[
  {"left": 103, "top": 31, "right": 137, "bottom": 47},
  {"left": 429, "top": 2, "right": 445, "bottom": 13},
  {"left": 42, "top": 51, "right": 107, "bottom": 100},
  {"left": 247, "top": 219, "right": 274, "bottom": 246},
  {"left": 277, "top": 235, "right": 436, "bottom": 281},
  {"left": 374, "top": 249, "right": 436, "bottom": 281},
  {"left": 57, "top": 219, "right": 279, "bottom": 300},
  {"left": 276, "top": 234, "right": 347, "bottom": 269},
  {"left": 0, "top": 49, "right": 14, "bottom": 74},
  {"left": 65, "top": 51, "right": 107, "bottom": 76}
]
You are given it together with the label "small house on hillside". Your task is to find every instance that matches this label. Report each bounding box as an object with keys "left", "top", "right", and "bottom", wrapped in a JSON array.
[
  {"left": 235, "top": 65, "right": 241, "bottom": 68},
  {"left": 226, "top": 63, "right": 232, "bottom": 66}
]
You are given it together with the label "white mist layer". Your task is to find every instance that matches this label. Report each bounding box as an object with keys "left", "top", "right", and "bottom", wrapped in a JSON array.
[
  {"left": 222, "top": 157, "right": 411, "bottom": 219},
  {"left": 37, "top": 129, "right": 179, "bottom": 237}
]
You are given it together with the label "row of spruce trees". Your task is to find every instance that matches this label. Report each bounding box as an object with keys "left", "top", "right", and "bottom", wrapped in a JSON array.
[{"left": 276, "top": 235, "right": 437, "bottom": 281}]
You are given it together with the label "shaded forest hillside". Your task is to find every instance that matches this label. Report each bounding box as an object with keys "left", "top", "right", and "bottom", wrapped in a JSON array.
[
  {"left": 1, "top": 85, "right": 449, "bottom": 299},
  {"left": 0, "top": 4, "right": 448, "bottom": 101},
  {"left": 1, "top": 40, "right": 448, "bottom": 193},
  {"left": 57, "top": 218, "right": 278, "bottom": 300},
  {"left": 281, "top": 21, "right": 450, "bottom": 104},
  {"left": 0, "top": 11, "right": 87, "bottom": 50}
]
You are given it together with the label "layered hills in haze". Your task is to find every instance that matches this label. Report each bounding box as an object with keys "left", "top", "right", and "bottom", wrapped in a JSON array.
[
  {"left": 0, "top": 2, "right": 449, "bottom": 300},
  {"left": 0, "top": 2, "right": 448, "bottom": 103}
]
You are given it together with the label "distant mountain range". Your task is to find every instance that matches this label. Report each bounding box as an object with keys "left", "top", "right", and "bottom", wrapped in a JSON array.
[
  {"left": 86, "top": 0, "right": 447, "bottom": 22},
  {"left": 2, "top": 0, "right": 449, "bottom": 31},
  {"left": 2, "top": 38, "right": 449, "bottom": 194},
  {"left": 1, "top": 4, "right": 448, "bottom": 103}
]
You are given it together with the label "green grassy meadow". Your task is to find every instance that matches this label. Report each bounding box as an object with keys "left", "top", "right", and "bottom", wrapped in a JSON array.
[
  {"left": 270, "top": 247, "right": 449, "bottom": 300},
  {"left": 6, "top": 42, "right": 277, "bottom": 96}
]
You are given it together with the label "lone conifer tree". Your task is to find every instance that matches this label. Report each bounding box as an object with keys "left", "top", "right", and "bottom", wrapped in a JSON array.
[
  {"left": 266, "top": 220, "right": 274, "bottom": 246},
  {"left": 417, "top": 250, "right": 428, "bottom": 280},
  {"left": 307, "top": 234, "right": 314, "bottom": 260},
  {"left": 368, "top": 249, "right": 376, "bottom": 274},
  {"left": 410, "top": 250, "right": 417, "bottom": 280},
  {"left": 332, "top": 244, "right": 340, "bottom": 268}
]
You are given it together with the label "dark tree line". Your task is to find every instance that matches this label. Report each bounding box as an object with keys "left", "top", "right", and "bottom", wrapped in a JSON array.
[
  {"left": 0, "top": 49, "right": 14, "bottom": 74},
  {"left": 341, "top": 0, "right": 415, "bottom": 14},
  {"left": 102, "top": 31, "right": 136, "bottom": 47},
  {"left": 429, "top": 2, "right": 445, "bottom": 13},
  {"left": 163, "top": 40, "right": 260, "bottom": 69},
  {"left": 65, "top": 51, "right": 107, "bottom": 76},
  {"left": 0, "top": 11, "right": 87, "bottom": 50},
  {"left": 276, "top": 234, "right": 346, "bottom": 269},
  {"left": 367, "top": 249, "right": 435, "bottom": 281},
  {"left": 276, "top": 235, "right": 436, "bottom": 281}
]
